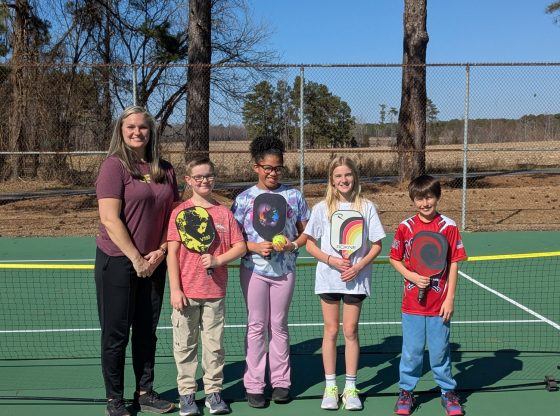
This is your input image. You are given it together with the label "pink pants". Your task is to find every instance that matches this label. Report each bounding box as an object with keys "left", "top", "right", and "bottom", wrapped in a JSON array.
[{"left": 240, "top": 265, "right": 295, "bottom": 394}]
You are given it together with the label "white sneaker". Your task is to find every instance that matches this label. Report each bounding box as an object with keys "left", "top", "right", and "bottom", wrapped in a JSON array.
[
  {"left": 341, "top": 387, "right": 362, "bottom": 411},
  {"left": 321, "top": 386, "right": 339, "bottom": 410}
]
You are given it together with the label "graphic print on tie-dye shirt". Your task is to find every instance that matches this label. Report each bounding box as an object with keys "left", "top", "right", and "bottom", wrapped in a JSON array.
[{"left": 231, "top": 184, "right": 310, "bottom": 278}]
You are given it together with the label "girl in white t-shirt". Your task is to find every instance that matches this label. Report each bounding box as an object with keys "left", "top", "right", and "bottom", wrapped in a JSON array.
[{"left": 303, "top": 156, "right": 385, "bottom": 411}]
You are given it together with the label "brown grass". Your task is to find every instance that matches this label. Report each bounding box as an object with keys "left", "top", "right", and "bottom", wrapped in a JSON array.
[
  {"left": 1, "top": 140, "right": 558, "bottom": 236},
  {"left": 0, "top": 172, "right": 558, "bottom": 237},
  {"left": 162, "top": 140, "right": 560, "bottom": 180}
]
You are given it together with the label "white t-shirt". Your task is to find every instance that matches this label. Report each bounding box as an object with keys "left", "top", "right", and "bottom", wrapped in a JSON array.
[{"left": 304, "top": 200, "right": 386, "bottom": 296}]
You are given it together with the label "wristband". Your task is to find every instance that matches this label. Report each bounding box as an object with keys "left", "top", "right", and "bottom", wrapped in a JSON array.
[
  {"left": 327, "top": 255, "right": 331, "bottom": 266},
  {"left": 291, "top": 241, "right": 299, "bottom": 252},
  {"left": 159, "top": 246, "right": 168, "bottom": 256}
]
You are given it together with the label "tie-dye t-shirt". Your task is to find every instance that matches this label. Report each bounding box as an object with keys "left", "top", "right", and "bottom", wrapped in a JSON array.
[{"left": 231, "top": 184, "right": 310, "bottom": 278}]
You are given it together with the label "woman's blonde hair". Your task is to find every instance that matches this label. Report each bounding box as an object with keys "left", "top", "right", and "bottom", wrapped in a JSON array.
[
  {"left": 325, "top": 156, "right": 364, "bottom": 218},
  {"left": 107, "top": 106, "right": 166, "bottom": 183}
]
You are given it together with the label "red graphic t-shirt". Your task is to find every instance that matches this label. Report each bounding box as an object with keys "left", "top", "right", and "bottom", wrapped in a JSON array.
[
  {"left": 168, "top": 200, "right": 244, "bottom": 299},
  {"left": 389, "top": 213, "right": 467, "bottom": 316}
]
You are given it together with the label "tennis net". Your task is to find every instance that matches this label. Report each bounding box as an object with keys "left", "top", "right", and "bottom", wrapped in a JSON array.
[{"left": 0, "top": 252, "right": 559, "bottom": 360}]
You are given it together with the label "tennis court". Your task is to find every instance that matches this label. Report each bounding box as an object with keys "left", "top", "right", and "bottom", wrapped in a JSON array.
[{"left": 1, "top": 231, "right": 559, "bottom": 415}]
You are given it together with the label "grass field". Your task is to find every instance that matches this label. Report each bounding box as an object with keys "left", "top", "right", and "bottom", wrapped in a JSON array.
[
  {"left": 0, "top": 140, "right": 559, "bottom": 236},
  {"left": 161, "top": 139, "right": 560, "bottom": 180}
]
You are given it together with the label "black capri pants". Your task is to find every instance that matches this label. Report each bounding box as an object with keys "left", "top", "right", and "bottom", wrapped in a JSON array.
[{"left": 94, "top": 247, "right": 167, "bottom": 399}]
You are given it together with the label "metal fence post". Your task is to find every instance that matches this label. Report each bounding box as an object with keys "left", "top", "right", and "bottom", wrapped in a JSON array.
[
  {"left": 461, "top": 64, "right": 470, "bottom": 231},
  {"left": 299, "top": 66, "right": 305, "bottom": 194}
]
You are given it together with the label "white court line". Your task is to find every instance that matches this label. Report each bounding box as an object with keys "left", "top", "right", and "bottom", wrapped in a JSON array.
[
  {"left": 459, "top": 270, "right": 560, "bottom": 331},
  {"left": 0, "top": 319, "right": 548, "bottom": 334}
]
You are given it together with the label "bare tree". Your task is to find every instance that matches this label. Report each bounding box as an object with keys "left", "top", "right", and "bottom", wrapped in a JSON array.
[
  {"left": 7, "top": 0, "right": 47, "bottom": 179},
  {"left": 85, "top": 0, "right": 275, "bottom": 140},
  {"left": 1, "top": 0, "right": 276, "bottom": 182},
  {"left": 7, "top": 0, "right": 29, "bottom": 179},
  {"left": 396, "top": 0, "right": 428, "bottom": 182},
  {"left": 186, "top": 0, "right": 211, "bottom": 161},
  {"left": 99, "top": 0, "right": 113, "bottom": 148}
]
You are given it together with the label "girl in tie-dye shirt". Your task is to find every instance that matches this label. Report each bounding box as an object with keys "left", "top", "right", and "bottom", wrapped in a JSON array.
[{"left": 231, "top": 136, "right": 310, "bottom": 407}]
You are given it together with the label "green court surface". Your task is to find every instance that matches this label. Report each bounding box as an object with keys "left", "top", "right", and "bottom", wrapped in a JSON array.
[{"left": 0, "top": 231, "right": 559, "bottom": 415}]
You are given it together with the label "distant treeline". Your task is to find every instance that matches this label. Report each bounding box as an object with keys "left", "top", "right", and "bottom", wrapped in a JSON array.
[{"left": 363, "top": 113, "right": 560, "bottom": 145}]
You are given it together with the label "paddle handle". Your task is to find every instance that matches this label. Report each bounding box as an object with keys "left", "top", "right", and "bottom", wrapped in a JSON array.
[
  {"left": 202, "top": 250, "right": 214, "bottom": 276},
  {"left": 417, "top": 280, "right": 429, "bottom": 302}
]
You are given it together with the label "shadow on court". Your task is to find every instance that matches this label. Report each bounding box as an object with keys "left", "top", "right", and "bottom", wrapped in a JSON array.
[
  {"left": 454, "top": 349, "right": 523, "bottom": 403},
  {"left": 163, "top": 339, "right": 530, "bottom": 408},
  {"left": 220, "top": 336, "right": 406, "bottom": 402}
]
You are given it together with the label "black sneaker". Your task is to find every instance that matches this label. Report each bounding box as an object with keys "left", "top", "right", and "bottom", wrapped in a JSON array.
[
  {"left": 246, "top": 392, "right": 266, "bottom": 408},
  {"left": 271, "top": 387, "right": 291, "bottom": 404},
  {"left": 106, "top": 398, "right": 131, "bottom": 416},
  {"left": 134, "top": 390, "right": 176, "bottom": 414}
]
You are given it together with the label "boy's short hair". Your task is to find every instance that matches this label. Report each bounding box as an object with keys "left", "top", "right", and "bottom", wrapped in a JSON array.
[
  {"left": 185, "top": 156, "right": 215, "bottom": 176},
  {"left": 408, "top": 174, "right": 441, "bottom": 200}
]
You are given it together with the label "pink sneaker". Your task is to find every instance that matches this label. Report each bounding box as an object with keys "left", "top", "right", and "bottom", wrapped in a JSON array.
[
  {"left": 441, "top": 391, "right": 463, "bottom": 416},
  {"left": 394, "top": 389, "right": 415, "bottom": 415}
]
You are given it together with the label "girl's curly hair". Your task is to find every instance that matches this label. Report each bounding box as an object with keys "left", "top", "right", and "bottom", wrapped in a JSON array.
[{"left": 249, "top": 136, "right": 285, "bottom": 163}]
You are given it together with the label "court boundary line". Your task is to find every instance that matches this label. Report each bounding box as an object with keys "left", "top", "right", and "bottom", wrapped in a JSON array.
[
  {"left": 459, "top": 270, "right": 560, "bottom": 331},
  {"left": 0, "top": 319, "right": 548, "bottom": 334}
]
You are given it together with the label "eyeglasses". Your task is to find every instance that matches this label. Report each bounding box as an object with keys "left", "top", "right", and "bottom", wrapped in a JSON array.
[
  {"left": 256, "top": 164, "right": 286, "bottom": 174},
  {"left": 189, "top": 174, "right": 216, "bottom": 183}
]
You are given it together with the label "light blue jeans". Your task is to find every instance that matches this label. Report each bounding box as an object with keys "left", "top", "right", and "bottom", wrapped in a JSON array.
[{"left": 399, "top": 313, "right": 456, "bottom": 393}]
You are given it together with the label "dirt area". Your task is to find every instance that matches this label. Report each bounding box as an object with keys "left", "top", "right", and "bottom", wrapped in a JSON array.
[{"left": 0, "top": 174, "right": 558, "bottom": 237}]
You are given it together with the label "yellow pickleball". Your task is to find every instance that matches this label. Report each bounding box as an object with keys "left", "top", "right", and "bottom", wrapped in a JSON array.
[{"left": 272, "top": 234, "right": 287, "bottom": 248}]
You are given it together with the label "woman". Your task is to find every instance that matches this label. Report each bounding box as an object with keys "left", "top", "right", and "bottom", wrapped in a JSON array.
[{"left": 95, "top": 106, "right": 179, "bottom": 416}]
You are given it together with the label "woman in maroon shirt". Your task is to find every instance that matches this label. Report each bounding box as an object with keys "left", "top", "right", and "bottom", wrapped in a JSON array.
[{"left": 95, "top": 106, "right": 179, "bottom": 416}]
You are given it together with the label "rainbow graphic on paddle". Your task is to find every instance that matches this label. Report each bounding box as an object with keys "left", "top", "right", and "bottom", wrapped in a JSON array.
[{"left": 330, "top": 210, "right": 364, "bottom": 259}]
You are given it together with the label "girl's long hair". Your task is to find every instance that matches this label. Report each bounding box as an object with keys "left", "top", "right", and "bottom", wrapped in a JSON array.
[
  {"left": 325, "top": 156, "right": 364, "bottom": 218},
  {"left": 107, "top": 105, "right": 166, "bottom": 183}
]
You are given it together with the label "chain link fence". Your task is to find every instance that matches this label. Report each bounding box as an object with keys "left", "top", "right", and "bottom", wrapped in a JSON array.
[{"left": 0, "top": 63, "right": 559, "bottom": 232}]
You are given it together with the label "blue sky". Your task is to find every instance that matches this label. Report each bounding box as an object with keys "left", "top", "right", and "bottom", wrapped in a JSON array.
[
  {"left": 249, "top": 0, "right": 560, "bottom": 63},
  {"left": 229, "top": 0, "right": 560, "bottom": 123}
]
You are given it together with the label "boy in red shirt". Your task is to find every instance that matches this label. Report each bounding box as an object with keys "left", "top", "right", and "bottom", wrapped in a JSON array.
[
  {"left": 389, "top": 175, "right": 467, "bottom": 416},
  {"left": 167, "top": 157, "right": 246, "bottom": 415}
]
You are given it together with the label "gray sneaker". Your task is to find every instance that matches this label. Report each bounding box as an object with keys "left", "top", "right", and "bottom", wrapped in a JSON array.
[
  {"left": 179, "top": 394, "right": 199, "bottom": 416},
  {"left": 205, "top": 392, "right": 230, "bottom": 415}
]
